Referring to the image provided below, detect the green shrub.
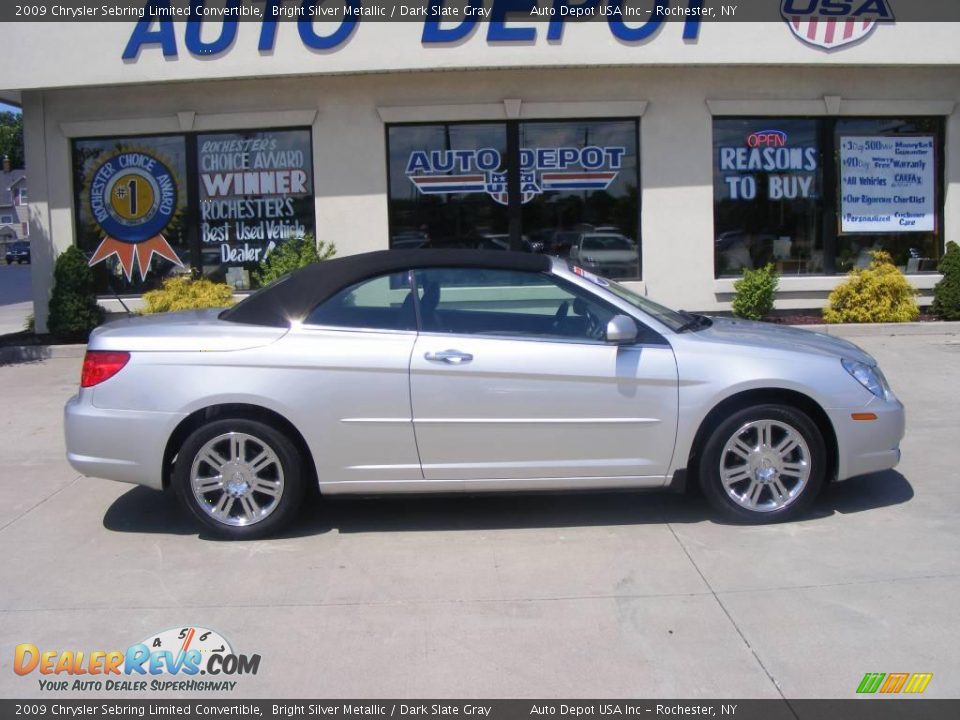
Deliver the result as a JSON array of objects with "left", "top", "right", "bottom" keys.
[
  {"left": 253, "top": 234, "right": 335, "bottom": 287},
  {"left": 824, "top": 251, "right": 919, "bottom": 324},
  {"left": 731, "top": 263, "right": 779, "bottom": 321},
  {"left": 47, "top": 246, "right": 104, "bottom": 342},
  {"left": 141, "top": 276, "right": 235, "bottom": 315},
  {"left": 932, "top": 241, "right": 960, "bottom": 320}
]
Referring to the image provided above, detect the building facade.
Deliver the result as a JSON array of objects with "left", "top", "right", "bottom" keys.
[
  {"left": 0, "top": 156, "right": 28, "bottom": 249},
  {"left": 0, "top": 13, "right": 958, "bottom": 332}
]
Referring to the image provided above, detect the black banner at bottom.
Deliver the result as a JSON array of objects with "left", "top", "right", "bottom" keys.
[{"left": 3, "top": 700, "right": 958, "bottom": 720}]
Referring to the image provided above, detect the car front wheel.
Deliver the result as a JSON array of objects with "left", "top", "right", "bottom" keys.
[
  {"left": 698, "top": 404, "right": 826, "bottom": 523},
  {"left": 173, "top": 418, "right": 305, "bottom": 539}
]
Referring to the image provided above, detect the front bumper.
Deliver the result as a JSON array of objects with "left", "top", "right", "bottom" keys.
[
  {"left": 64, "top": 393, "right": 186, "bottom": 490},
  {"left": 828, "top": 396, "right": 905, "bottom": 482}
]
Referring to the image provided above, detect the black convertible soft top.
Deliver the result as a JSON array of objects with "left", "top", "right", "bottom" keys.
[{"left": 221, "top": 249, "right": 553, "bottom": 328}]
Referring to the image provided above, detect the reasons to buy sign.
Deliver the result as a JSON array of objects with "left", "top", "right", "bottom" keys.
[{"left": 839, "top": 135, "right": 936, "bottom": 233}]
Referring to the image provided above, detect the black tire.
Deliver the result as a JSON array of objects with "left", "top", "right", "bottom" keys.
[
  {"left": 698, "top": 404, "right": 826, "bottom": 524},
  {"left": 173, "top": 418, "right": 305, "bottom": 539}
]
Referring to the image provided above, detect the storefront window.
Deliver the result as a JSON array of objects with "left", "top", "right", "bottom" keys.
[
  {"left": 198, "top": 129, "right": 315, "bottom": 290},
  {"left": 73, "top": 134, "right": 189, "bottom": 295},
  {"left": 387, "top": 123, "right": 508, "bottom": 251},
  {"left": 713, "top": 119, "right": 821, "bottom": 277},
  {"left": 520, "top": 120, "right": 640, "bottom": 279},
  {"left": 713, "top": 116, "right": 944, "bottom": 278},
  {"left": 387, "top": 119, "right": 641, "bottom": 280},
  {"left": 836, "top": 118, "right": 942, "bottom": 273},
  {"left": 72, "top": 127, "right": 315, "bottom": 296}
]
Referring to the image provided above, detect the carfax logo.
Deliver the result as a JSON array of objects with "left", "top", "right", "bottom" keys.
[
  {"left": 86, "top": 148, "right": 184, "bottom": 281},
  {"left": 13, "top": 626, "right": 260, "bottom": 692},
  {"left": 405, "top": 146, "right": 624, "bottom": 205},
  {"left": 781, "top": 0, "right": 894, "bottom": 50}
]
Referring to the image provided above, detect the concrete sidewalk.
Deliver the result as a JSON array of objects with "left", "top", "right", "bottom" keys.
[{"left": 1, "top": 333, "right": 958, "bottom": 699}]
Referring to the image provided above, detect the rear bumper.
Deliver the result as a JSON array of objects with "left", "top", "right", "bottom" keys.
[
  {"left": 64, "top": 393, "right": 186, "bottom": 490},
  {"left": 828, "top": 397, "right": 906, "bottom": 481}
]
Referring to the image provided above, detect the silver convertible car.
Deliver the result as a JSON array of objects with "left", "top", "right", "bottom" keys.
[{"left": 65, "top": 250, "right": 905, "bottom": 539}]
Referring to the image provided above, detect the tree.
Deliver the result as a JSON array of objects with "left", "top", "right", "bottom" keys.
[
  {"left": 47, "top": 246, "right": 104, "bottom": 342},
  {"left": 932, "top": 241, "right": 960, "bottom": 320},
  {"left": 0, "top": 111, "right": 24, "bottom": 169}
]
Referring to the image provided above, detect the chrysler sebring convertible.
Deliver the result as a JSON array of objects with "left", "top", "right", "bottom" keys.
[{"left": 65, "top": 250, "right": 904, "bottom": 539}]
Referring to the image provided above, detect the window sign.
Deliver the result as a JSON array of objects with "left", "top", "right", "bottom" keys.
[
  {"left": 717, "top": 128, "right": 819, "bottom": 203},
  {"left": 839, "top": 136, "right": 936, "bottom": 233},
  {"left": 73, "top": 128, "right": 315, "bottom": 295},
  {"left": 713, "top": 119, "right": 821, "bottom": 276},
  {"left": 198, "top": 129, "right": 315, "bottom": 289},
  {"left": 388, "top": 119, "right": 641, "bottom": 280},
  {"left": 73, "top": 135, "right": 189, "bottom": 294}
]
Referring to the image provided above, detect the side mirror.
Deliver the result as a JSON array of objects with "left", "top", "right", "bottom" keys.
[{"left": 606, "top": 315, "right": 639, "bottom": 344}]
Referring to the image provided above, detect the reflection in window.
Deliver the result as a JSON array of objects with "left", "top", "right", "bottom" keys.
[
  {"left": 306, "top": 272, "right": 414, "bottom": 331},
  {"left": 713, "top": 119, "right": 821, "bottom": 277},
  {"left": 388, "top": 123, "right": 508, "bottom": 251},
  {"left": 520, "top": 120, "right": 640, "bottom": 279},
  {"left": 414, "top": 268, "right": 616, "bottom": 342},
  {"left": 387, "top": 119, "right": 641, "bottom": 280},
  {"left": 713, "top": 117, "right": 944, "bottom": 277}
]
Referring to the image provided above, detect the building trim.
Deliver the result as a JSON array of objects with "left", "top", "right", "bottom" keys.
[
  {"left": 377, "top": 100, "right": 648, "bottom": 124},
  {"left": 59, "top": 109, "right": 319, "bottom": 138},
  {"left": 706, "top": 98, "right": 957, "bottom": 117}
]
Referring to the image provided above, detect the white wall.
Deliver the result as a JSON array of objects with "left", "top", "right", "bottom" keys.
[{"left": 24, "top": 64, "right": 960, "bottom": 330}]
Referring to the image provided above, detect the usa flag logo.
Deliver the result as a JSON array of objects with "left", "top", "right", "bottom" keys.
[{"left": 781, "top": 0, "right": 894, "bottom": 50}]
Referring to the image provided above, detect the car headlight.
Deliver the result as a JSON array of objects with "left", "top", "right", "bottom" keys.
[{"left": 842, "top": 358, "right": 886, "bottom": 399}]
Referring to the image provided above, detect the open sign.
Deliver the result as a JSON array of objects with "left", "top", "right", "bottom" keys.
[{"left": 747, "top": 130, "right": 788, "bottom": 148}]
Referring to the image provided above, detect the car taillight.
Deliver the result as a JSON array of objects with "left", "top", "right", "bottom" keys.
[{"left": 80, "top": 351, "right": 131, "bottom": 388}]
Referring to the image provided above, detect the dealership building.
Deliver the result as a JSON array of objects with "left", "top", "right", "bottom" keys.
[{"left": 0, "top": 9, "right": 958, "bottom": 332}]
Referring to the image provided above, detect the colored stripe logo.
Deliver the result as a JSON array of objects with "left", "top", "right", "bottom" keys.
[{"left": 857, "top": 672, "right": 933, "bottom": 694}]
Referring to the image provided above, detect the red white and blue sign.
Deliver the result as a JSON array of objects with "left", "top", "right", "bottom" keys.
[
  {"left": 406, "top": 146, "right": 623, "bottom": 206},
  {"left": 781, "top": 0, "right": 894, "bottom": 50}
]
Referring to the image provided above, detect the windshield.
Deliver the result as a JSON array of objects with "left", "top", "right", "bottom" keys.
[
  {"left": 582, "top": 235, "right": 634, "bottom": 251},
  {"left": 602, "top": 279, "right": 694, "bottom": 332}
]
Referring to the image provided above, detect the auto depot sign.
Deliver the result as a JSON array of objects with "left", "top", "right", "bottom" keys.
[{"left": 120, "top": 0, "right": 896, "bottom": 59}]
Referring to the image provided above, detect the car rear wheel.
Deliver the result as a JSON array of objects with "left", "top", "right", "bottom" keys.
[
  {"left": 698, "top": 404, "right": 826, "bottom": 523},
  {"left": 173, "top": 418, "right": 305, "bottom": 539}
]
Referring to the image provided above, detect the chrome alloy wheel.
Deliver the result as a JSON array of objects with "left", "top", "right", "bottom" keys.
[
  {"left": 718, "top": 419, "right": 811, "bottom": 513},
  {"left": 190, "top": 432, "right": 285, "bottom": 527}
]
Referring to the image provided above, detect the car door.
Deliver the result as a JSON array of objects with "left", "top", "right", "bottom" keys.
[
  {"left": 409, "top": 267, "right": 679, "bottom": 484},
  {"left": 277, "top": 270, "right": 422, "bottom": 487}
]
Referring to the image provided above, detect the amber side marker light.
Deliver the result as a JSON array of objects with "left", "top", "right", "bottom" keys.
[
  {"left": 851, "top": 413, "right": 878, "bottom": 422},
  {"left": 80, "top": 351, "right": 131, "bottom": 388}
]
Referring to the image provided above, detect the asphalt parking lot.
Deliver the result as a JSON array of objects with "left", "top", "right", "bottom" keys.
[{"left": 1, "top": 329, "right": 959, "bottom": 700}]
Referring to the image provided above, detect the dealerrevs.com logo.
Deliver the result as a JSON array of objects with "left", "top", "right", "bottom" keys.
[{"left": 14, "top": 626, "right": 260, "bottom": 693}]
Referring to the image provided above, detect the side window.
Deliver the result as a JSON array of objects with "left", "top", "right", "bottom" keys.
[
  {"left": 305, "top": 272, "right": 416, "bottom": 331},
  {"left": 414, "top": 268, "right": 620, "bottom": 342}
]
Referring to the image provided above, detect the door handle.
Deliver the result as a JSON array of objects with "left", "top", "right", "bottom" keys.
[{"left": 424, "top": 349, "right": 473, "bottom": 364}]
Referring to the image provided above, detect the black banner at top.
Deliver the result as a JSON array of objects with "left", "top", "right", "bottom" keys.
[{"left": 4, "top": 0, "right": 960, "bottom": 23}]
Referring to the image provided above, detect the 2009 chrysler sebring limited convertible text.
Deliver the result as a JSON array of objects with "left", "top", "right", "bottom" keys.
[{"left": 65, "top": 250, "right": 905, "bottom": 539}]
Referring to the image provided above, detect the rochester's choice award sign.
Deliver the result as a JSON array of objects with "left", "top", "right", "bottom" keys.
[{"left": 840, "top": 136, "right": 936, "bottom": 233}]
